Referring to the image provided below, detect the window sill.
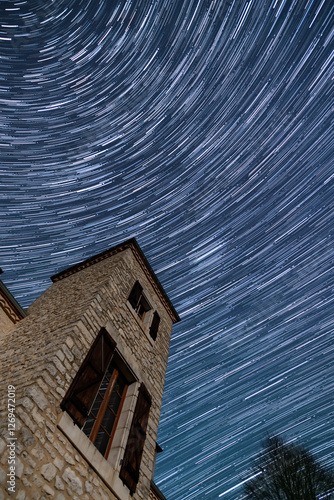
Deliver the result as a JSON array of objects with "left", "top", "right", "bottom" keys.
[{"left": 58, "top": 411, "right": 132, "bottom": 500}]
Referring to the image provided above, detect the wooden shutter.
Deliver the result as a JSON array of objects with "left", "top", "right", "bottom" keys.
[
  {"left": 119, "top": 384, "right": 152, "bottom": 494},
  {"left": 128, "top": 281, "right": 143, "bottom": 309},
  {"left": 149, "top": 312, "right": 160, "bottom": 340},
  {"left": 61, "top": 329, "right": 116, "bottom": 427}
]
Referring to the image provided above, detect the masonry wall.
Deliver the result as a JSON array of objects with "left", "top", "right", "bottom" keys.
[{"left": 0, "top": 248, "right": 173, "bottom": 500}]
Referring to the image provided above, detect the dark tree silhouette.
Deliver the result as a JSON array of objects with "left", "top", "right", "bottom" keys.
[{"left": 244, "top": 436, "right": 334, "bottom": 500}]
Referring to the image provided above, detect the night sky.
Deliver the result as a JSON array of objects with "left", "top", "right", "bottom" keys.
[{"left": 1, "top": 0, "right": 333, "bottom": 498}]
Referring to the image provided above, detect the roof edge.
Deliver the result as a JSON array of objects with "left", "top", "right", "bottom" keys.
[
  {"left": 51, "top": 238, "right": 180, "bottom": 323},
  {"left": 0, "top": 279, "right": 26, "bottom": 321},
  {"left": 150, "top": 481, "right": 168, "bottom": 500}
]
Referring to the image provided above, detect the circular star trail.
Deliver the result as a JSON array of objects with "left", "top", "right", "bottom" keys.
[{"left": 1, "top": 1, "right": 333, "bottom": 498}]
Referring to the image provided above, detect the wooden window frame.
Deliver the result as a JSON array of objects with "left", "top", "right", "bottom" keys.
[
  {"left": 83, "top": 364, "right": 128, "bottom": 459},
  {"left": 128, "top": 281, "right": 152, "bottom": 321},
  {"left": 119, "top": 383, "right": 152, "bottom": 494},
  {"left": 149, "top": 311, "right": 160, "bottom": 341},
  {"left": 61, "top": 329, "right": 135, "bottom": 459},
  {"left": 128, "top": 281, "right": 160, "bottom": 340},
  {"left": 61, "top": 328, "right": 116, "bottom": 428}
]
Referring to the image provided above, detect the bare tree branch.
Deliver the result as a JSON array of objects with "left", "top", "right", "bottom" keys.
[{"left": 244, "top": 436, "right": 334, "bottom": 500}]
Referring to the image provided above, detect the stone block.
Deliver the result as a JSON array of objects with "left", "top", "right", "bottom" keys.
[
  {"left": 52, "top": 356, "right": 66, "bottom": 375},
  {"left": 62, "top": 467, "right": 83, "bottom": 495},
  {"left": 42, "top": 484, "right": 55, "bottom": 496},
  {"left": 85, "top": 480, "right": 93, "bottom": 494},
  {"left": 64, "top": 338, "right": 74, "bottom": 352},
  {"left": 24, "top": 466, "right": 34, "bottom": 477},
  {"left": 72, "top": 346, "right": 82, "bottom": 360},
  {"left": 53, "top": 441, "right": 65, "bottom": 456},
  {"left": 55, "top": 475, "right": 65, "bottom": 490},
  {"left": 46, "top": 408, "right": 57, "bottom": 424},
  {"left": 46, "top": 364, "right": 57, "bottom": 376},
  {"left": 20, "top": 427, "right": 36, "bottom": 447},
  {"left": 53, "top": 456, "right": 64, "bottom": 470},
  {"left": 31, "top": 444, "right": 45, "bottom": 461},
  {"left": 41, "top": 463, "right": 57, "bottom": 482},
  {"left": 45, "top": 442, "right": 56, "bottom": 459},
  {"left": 25, "top": 386, "right": 48, "bottom": 411},
  {"left": 21, "top": 397, "right": 34, "bottom": 411},
  {"left": 55, "top": 350, "right": 65, "bottom": 362},
  {"left": 16, "top": 408, "right": 37, "bottom": 433},
  {"left": 45, "top": 429, "right": 54, "bottom": 443},
  {"left": 64, "top": 452, "right": 76, "bottom": 465},
  {"left": 15, "top": 457, "right": 24, "bottom": 478},
  {"left": 35, "top": 429, "right": 46, "bottom": 443}
]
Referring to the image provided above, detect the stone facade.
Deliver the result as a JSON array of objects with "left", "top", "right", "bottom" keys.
[{"left": 0, "top": 240, "right": 178, "bottom": 500}]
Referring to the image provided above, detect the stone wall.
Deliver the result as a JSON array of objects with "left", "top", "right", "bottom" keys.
[{"left": 0, "top": 247, "right": 174, "bottom": 499}]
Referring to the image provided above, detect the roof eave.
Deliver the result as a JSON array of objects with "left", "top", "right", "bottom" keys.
[{"left": 51, "top": 238, "right": 180, "bottom": 324}]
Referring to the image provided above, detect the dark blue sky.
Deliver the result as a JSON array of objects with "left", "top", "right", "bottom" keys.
[{"left": 1, "top": 1, "right": 333, "bottom": 498}]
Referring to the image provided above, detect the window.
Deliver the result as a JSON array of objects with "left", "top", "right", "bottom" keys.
[
  {"left": 149, "top": 311, "right": 160, "bottom": 341},
  {"left": 128, "top": 281, "right": 160, "bottom": 340},
  {"left": 119, "top": 383, "right": 151, "bottom": 494},
  {"left": 128, "top": 281, "right": 151, "bottom": 320},
  {"left": 61, "top": 329, "right": 131, "bottom": 459},
  {"left": 82, "top": 362, "right": 127, "bottom": 457}
]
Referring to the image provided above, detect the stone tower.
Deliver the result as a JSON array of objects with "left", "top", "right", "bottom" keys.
[{"left": 0, "top": 239, "right": 179, "bottom": 500}]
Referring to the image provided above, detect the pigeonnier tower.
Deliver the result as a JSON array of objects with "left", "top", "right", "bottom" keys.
[{"left": 0, "top": 239, "right": 179, "bottom": 500}]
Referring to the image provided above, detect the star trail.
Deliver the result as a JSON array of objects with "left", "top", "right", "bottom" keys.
[{"left": 1, "top": 0, "right": 333, "bottom": 498}]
